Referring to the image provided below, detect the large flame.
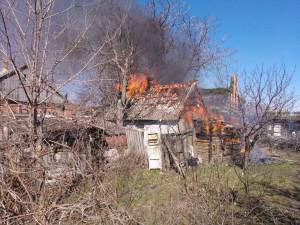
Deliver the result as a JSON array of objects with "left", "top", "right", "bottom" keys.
[
  {"left": 115, "top": 73, "right": 195, "bottom": 98},
  {"left": 183, "top": 105, "right": 208, "bottom": 129},
  {"left": 126, "top": 74, "right": 148, "bottom": 97},
  {"left": 182, "top": 94, "right": 225, "bottom": 135},
  {"left": 115, "top": 73, "right": 149, "bottom": 97},
  {"left": 115, "top": 73, "right": 227, "bottom": 135}
]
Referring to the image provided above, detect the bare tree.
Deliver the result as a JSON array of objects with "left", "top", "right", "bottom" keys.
[
  {"left": 0, "top": 1, "right": 133, "bottom": 224},
  {"left": 236, "top": 66, "right": 294, "bottom": 192},
  {"left": 0, "top": 0, "right": 129, "bottom": 144},
  {"left": 74, "top": 0, "right": 225, "bottom": 125}
]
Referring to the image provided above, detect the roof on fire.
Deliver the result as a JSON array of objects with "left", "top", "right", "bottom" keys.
[
  {"left": 124, "top": 82, "right": 197, "bottom": 121},
  {"left": 105, "top": 80, "right": 240, "bottom": 126}
]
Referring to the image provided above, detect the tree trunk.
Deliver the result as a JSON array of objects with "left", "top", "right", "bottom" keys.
[
  {"left": 29, "top": 104, "right": 38, "bottom": 148},
  {"left": 116, "top": 99, "right": 124, "bottom": 127}
]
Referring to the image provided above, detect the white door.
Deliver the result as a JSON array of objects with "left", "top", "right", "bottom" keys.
[
  {"left": 147, "top": 133, "right": 162, "bottom": 169},
  {"left": 148, "top": 146, "right": 162, "bottom": 169}
]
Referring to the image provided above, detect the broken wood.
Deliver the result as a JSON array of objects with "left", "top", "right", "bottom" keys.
[{"left": 162, "top": 135, "right": 186, "bottom": 178}]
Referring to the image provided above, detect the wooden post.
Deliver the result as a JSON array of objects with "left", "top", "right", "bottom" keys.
[{"left": 208, "top": 121, "right": 213, "bottom": 163}]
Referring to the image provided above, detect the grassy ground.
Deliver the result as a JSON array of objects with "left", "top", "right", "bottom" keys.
[
  {"left": 113, "top": 159, "right": 300, "bottom": 224},
  {"left": 63, "top": 149, "right": 299, "bottom": 224},
  {"left": 247, "top": 162, "right": 300, "bottom": 224}
]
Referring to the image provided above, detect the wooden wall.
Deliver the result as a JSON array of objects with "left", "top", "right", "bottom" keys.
[
  {"left": 0, "top": 71, "right": 64, "bottom": 104},
  {"left": 125, "top": 128, "right": 145, "bottom": 155}
]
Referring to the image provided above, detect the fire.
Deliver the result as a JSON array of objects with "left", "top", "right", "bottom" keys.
[
  {"left": 126, "top": 74, "right": 148, "bottom": 97},
  {"left": 114, "top": 82, "right": 121, "bottom": 93},
  {"left": 115, "top": 73, "right": 227, "bottom": 135},
  {"left": 183, "top": 93, "right": 225, "bottom": 135},
  {"left": 183, "top": 105, "right": 225, "bottom": 135},
  {"left": 240, "top": 147, "right": 245, "bottom": 154},
  {"left": 116, "top": 73, "right": 194, "bottom": 98},
  {"left": 115, "top": 73, "right": 149, "bottom": 97},
  {"left": 210, "top": 119, "right": 225, "bottom": 134},
  {"left": 183, "top": 105, "right": 207, "bottom": 126}
]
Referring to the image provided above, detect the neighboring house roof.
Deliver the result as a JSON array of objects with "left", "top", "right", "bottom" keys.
[{"left": 0, "top": 65, "right": 65, "bottom": 104}]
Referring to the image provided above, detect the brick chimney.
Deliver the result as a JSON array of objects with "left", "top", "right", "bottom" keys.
[{"left": 230, "top": 75, "right": 238, "bottom": 108}]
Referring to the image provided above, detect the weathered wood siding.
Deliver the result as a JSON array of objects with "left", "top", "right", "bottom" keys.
[
  {"left": 0, "top": 71, "right": 64, "bottom": 104},
  {"left": 194, "top": 136, "right": 242, "bottom": 164},
  {"left": 125, "top": 128, "right": 145, "bottom": 155},
  {"left": 161, "top": 133, "right": 192, "bottom": 170},
  {"left": 194, "top": 137, "right": 223, "bottom": 163}
]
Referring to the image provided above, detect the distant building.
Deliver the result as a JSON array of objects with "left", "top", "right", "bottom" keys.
[{"left": 268, "top": 112, "right": 300, "bottom": 139}]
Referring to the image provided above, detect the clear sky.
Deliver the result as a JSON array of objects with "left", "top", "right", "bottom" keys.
[{"left": 187, "top": 0, "right": 300, "bottom": 99}]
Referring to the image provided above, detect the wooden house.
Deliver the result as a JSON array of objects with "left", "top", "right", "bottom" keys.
[{"left": 108, "top": 75, "right": 243, "bottom": 171}]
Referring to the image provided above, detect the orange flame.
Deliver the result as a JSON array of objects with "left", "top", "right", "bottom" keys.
[
  {"left": 183, "top": 105, "right": 207, "bottom": 127},
  {"left": 126, "top": 74, "right": 148, "bottom": 97},
  {"left": 183, "top": 94, "right": 225, "bottom": 135},
  {"left": 210, "top": 119, "right": 225, "bottom": 134},
  {"left": 115, "top": 74, "right": 227, "bottom": 135},
  {"left": 116, "top": 73, "right": 194, "bottom": 98},
  {"left": 115, "top": 73, "right": 149, "bottom": 97}
]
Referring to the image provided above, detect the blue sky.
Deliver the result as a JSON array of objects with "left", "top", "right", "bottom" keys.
[{"left": 187, "top": 0, "right": 300, "bottom": 99}]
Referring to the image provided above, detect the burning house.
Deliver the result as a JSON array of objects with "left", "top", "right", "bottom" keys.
[
  {"left": 111, "top": 74, "right": 243, "bottom": 170},
  {"left": 0, "top": 62, "right": 243, "bottom": 175}
]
